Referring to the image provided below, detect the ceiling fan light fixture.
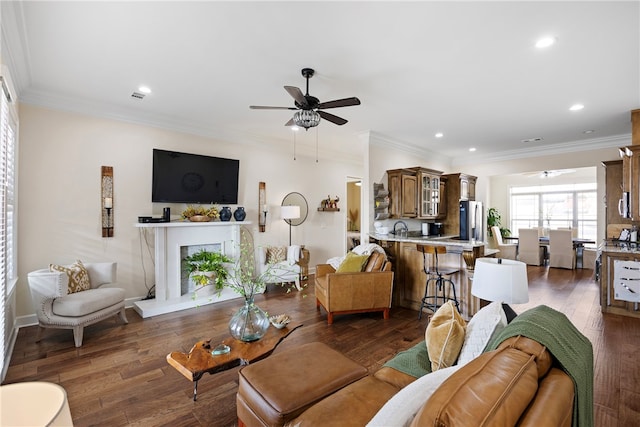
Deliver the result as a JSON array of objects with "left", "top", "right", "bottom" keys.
[{"left": 293, "top": 110, "right": 321, "bottom": 129}]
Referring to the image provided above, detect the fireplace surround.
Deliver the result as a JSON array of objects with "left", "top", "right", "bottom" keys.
[{"left": 134, "top": 221, "right": 249, "bottom": 318}]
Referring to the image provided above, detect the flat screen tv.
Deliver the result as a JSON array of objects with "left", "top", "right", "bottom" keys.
[{"left": 152, "top": 149, "right": 239, "bottom": 204}]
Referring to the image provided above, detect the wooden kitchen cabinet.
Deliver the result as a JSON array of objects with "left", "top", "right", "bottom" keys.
[
  {"left": 600, "top": 250, "right": 640, "bottom": 318},
  {"left": 388, "top": 168, "right": 418, "bottom": 218},
  {"left": 617, "top": 110, "right": 640, "bottom": 220},
  {"left": 603, "top": 160, "right": 631, "bottom": 237},
  {"left": 388, "top": 167, "right": 444, "bottom": 219},
  {"left": 437, "top": 177, "right": 447, "bottom": 219},
  {"left": 442, "top": 173, "right": 477, "bottom": 236},
  {"left": 417, "top": 168, "right": 444, "bottom": 219}
]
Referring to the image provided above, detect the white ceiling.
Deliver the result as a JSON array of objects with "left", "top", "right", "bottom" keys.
[{"left": 2, "top": 1, "right": 639, "bottom": 165}]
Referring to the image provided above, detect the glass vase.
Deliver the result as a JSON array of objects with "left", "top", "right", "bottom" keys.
[{"left": 228, "top": 296, "right": 270, "bottom": 342}]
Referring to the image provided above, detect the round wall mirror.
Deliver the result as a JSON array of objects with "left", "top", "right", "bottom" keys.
[{"left": 281, "top": 192, "right": 308, "bottom": 226}]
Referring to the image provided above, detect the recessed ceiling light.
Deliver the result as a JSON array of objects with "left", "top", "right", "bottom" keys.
[
  {"left": 138, "top": 86, "right": 152, "bottom": 94},
  {"left": 535, "top": 37, "right": 556, "bottom": 48},
  {"left": 569, "top": 104, "right": 584, "bottom": 111},
  {"left": 435, "top": 132, "right": 444, "bottom": 138},
  {"left": 583, "top": 129, "right": 595, "bottom": 134},
  {"left": 469, "top": 147, "right": 476, "bottom": 152}
]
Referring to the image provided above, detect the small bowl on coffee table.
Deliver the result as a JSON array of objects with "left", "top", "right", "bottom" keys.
[{"left": 270, "top": 314, "right": 291, "bottom": 329}]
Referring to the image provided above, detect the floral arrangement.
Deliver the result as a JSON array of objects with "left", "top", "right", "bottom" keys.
[{"left": 181, "top": 205, "right": 220, "bottom": 220}]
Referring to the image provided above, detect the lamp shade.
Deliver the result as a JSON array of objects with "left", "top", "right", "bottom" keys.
[
  {"left": 472, "top": 258, "right": 529, "bottom": 304},
  {"left": 0, "top": 382, "right": 74, "bottom": 426},
  {"left": 281, "top": 205, "right": 300, "bottom": 220}
]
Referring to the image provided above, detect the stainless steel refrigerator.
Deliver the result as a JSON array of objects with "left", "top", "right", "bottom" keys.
[{"left": 459, "top": 200, "right": 484, "bottom": 241}]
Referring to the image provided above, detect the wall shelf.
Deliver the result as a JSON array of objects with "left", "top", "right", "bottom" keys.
[{"left": 318, "top": 208, "right": 340, "bottom": 212}]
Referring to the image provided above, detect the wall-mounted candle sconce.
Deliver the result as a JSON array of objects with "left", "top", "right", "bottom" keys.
[
  {"left": 101, "top": 166, "right": 114, "bottom": 237},
  {"left": 259, "top": 181, "right": 266, "bottom": 232}
]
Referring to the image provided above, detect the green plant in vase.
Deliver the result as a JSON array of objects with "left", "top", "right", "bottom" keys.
[
  {"left": 487, "top": 207, "right": 511, "bottom": 238},
  {"left": 183, "top": 249, "right": 232, "bottom": 291},
  {"left": 226, "top": 228, "right": 304, "bottom": 342}
]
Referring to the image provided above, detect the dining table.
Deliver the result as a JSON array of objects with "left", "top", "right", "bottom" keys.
[{"left": 503, "top": 235, "right": 596, "bottom": 268}]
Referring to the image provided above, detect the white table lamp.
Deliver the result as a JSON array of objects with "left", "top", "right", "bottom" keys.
[
  {"left": 281, "top": 205, "right": 300, "bottom": 246},
  {"left": 472, "top": 257, "right": 529, "bottom": 321},
  {"left": 1, "top": 382, "right": 74, "bottom": 426}
]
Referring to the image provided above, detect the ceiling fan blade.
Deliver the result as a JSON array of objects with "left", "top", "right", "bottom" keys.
[
  {"left": 284, "top": 118, "right": 294, "bottom": 126},
  {"left": 317, "top": 97, "right": 361, "bottom": 110},
  {"left": 318, "top": 110, "right": 348, "bottom": 126},
  {"left": 250, "top": 105, "right": 297, "bottom": 110},
  {"left": 284, "top": 86, "right": 308, "bottom": 107}
]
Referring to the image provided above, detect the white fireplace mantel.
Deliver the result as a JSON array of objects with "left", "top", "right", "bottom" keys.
[{"left": 133, "top": 221, "right": 250, "bottom": 318}]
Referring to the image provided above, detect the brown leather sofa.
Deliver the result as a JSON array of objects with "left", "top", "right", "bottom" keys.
[
  {"left": 237, "top": 336, "right": 575, "bottom": 427},
  {"left": 314, "top": 252, "right": 393, "bottom": 325}
]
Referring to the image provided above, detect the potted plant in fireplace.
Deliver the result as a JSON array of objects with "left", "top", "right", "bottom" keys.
[{"left": 183, "top": 249, "right": 232, "bottom": 292}]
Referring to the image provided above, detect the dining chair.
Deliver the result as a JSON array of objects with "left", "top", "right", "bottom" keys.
[
  {"left": 517, "top": 228, "right": 545, "bottom": 266},
  {"left": 491, "top": 226, "right": 517, "bottom": 260},
  {"left": 558, "top": 227, "right": 578, "bottom": 238},
  {"left": 548, "top": 229, "right": 576, "bottom": 269}
]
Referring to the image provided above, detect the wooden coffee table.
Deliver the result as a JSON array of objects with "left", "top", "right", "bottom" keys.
[{"left": 167, "top": 322, "right": 302, "bottom": 401}]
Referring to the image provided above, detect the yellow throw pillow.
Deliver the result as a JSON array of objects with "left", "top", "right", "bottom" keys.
[
  {"left": 336, "top": 252, "right": 370, "bottom": 273},
  {"left": 426, "top": 301, "right": 466, "bottom": 371},
  {"left": 50, "top": 260, "right": 91, "bottom": 294},
  {"left": 266, "top": 246, "right": 287, "bottom": 264}
]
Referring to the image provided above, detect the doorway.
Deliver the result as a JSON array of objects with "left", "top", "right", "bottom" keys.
[{"left": 346, "top": 177, "right": 362, "bottom": 251}]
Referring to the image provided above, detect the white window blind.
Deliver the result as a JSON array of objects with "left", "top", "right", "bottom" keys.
[{"left": 0, "top": 75, "right": 17, "bottom": 380}]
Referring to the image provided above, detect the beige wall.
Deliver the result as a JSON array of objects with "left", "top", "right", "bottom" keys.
[{"left": 16, "top": 104, "right": 363, "bottom": 317}]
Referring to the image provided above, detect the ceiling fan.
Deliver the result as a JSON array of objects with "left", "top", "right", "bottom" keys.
[
  {"left": 523, "top": 169, "right": 576, "bottom": 179},
  {"left": 249, "top": 68, "right": 361, "bottom": 130}
]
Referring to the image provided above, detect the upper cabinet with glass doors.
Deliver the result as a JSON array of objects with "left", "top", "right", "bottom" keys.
[{"left": 417, "top": 168, "right": 444, "bottom": 219}]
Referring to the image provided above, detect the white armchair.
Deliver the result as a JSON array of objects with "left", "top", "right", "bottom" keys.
[
  {"left": 257, "top": 245, "right": 308, "bottom": 291},
  {"left": 27, "top": 262, "right": 128, "bottom": 347}
]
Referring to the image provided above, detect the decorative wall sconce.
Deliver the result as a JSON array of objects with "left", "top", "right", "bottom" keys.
[
  {"left": 259, "top": 181, "right": 266, "bottom": 232},
  {"left": 101, "top": 166, "right": 114, "bottom": 237}
]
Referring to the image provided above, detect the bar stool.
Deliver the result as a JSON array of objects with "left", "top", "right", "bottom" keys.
[{"left": 417, "top": 244, "right": 460, "bottom": 320}]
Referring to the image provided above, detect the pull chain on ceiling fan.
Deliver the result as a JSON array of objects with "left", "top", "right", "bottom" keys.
[{"left": 250, "top": 68, "right": 361, "bottom": 130}]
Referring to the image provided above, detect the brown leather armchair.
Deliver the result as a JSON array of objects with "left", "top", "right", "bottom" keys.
[{"left": 315, "top": 252, "right": 394, "bottom": 325}]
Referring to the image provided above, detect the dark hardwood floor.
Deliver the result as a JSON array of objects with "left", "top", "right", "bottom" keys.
[{"left": 5, "top": 267, "right": 640, "bottom": 426}]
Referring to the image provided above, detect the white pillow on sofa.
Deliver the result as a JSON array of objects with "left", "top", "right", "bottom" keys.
[
  {"left": 456, "top": 301, "right": 507, "bottom": 365},
  {"left": 367, "top": 365, "right": 461, "bottom": 427}
]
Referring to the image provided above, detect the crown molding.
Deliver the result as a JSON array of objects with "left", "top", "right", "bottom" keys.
[
  {"left": 18, "top": 89, "right": 629, "bottom": 169},
  {"left": 1, "top": 1, "right": 31, "bottom": 95},
  {"left": 19, "top": 88, "right": 364, "bottom": 166},
  {"left": 367, "top": 131, "right": 453, "bottom": 166},
  {"left": 451, "top": 133, "right": 631, "bottom": 167}
]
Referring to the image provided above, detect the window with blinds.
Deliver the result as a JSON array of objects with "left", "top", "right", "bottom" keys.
[
  {"left": 509, "top": 183, "right": 597, "bottom": 240},
  {"left": 0, "top": 75, "right": 17, "bottom": 379}
]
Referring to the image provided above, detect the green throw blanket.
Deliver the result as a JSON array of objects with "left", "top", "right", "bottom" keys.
[
  {"left": 383, "top": 340, "right": 432, "bottom": 378},
  {"left": 485, "top": 305, "right": 594, "bottom": 427}
]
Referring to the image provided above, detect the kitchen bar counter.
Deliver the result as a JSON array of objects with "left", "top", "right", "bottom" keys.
[
  {"left": 369, "top": 233, "right": 489, "bottom": 251},
  {"left": 369, "top": 233, "right": 496, "bottom": 319}
]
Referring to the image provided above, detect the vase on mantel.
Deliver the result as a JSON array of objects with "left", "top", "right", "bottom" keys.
[
  {"left": 228, "top": 296, "right": 270, "bottom": 342},
  {"left": 233, "top": 206, "right": 246, "bottom": 221},
  {"left": 220, "top": 206, "right": 232, "bottom": 222}
]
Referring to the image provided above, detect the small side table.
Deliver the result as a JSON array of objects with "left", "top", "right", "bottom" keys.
[
  {"left": 298, "top": 248, "right": 310, "bottom": 287},
  {"left": 167, "top": 322, "right": 302, "bottom": 401}
]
